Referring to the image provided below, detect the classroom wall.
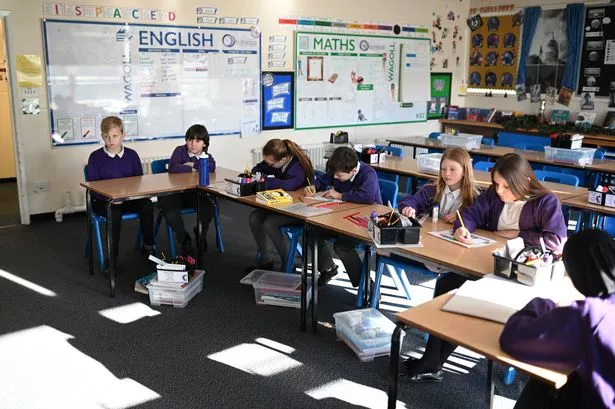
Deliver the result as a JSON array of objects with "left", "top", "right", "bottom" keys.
[
  {"left": 0, "top": 0, "right": 471, "bottom": 217},
  {"left": 465, "top": 0, "right": 609, "bottom": 121},
  {"left": 0, "top": 18, "right": 16, "bottom": 179}
]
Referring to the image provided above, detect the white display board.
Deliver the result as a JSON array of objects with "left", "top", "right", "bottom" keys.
[
  {"left": 43, "top": 20, "right": 261, "bottom": 146},
  {"left": 294, "top": 32, "right": 430, "bottom": 130}
]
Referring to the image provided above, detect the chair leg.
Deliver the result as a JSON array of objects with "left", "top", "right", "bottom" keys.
[
  {"left": 93, "top": 220, "right": 105, "bottom": 272},
  {"left": 167, "top": 222, "right": 177, "bottom": 258},
  {"left": 355, "top": 258, "right": 369, "bottom": 308},
  {"left": 370, "top": 261, "right": 385, "bottom": 308},
  {"left": 284, "top": 232, "right": 301, "bottom": 273},
  {"left": 214, "top": 199, "right": 224, "bottom": 253},
  {"left": 503, "top": 367, "right": 517, "bottom": 385}
]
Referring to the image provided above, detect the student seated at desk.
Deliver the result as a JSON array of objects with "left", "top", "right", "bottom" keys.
[
  {"left": 501, "top": 229, "right": 615, "bottom": 409},
  {"left": 87, "top": 116, "right": 155, "bottom": 271},
  {"left": 305, "top": 146, "right": 382, "bottom": 287},
  {"left": 402, "top": 153, "right": 567, "bottom": 382},
  {"left": 398, "top": 147, "right": 479, "bottom": 223},
  {"left": 158, "top": 124, "right": 216, "bottom": 256},
  {"left": 246, "top": 139, "right": 314, "bottom": 272}
]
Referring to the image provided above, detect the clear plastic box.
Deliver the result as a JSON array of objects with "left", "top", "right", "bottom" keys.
[
  {"left": 147, "top": 270, "right": 204, "bottom": 308},
  {"left": 333, "top": 308, "right": 404, "bottom": 361},
  {"left": 417, "top": 153, "right": 443, "bottom": 175},
  {"left": 253, "top": 271, "right": 311, "bottom": 309},
  {"left": 440, "top": 133, "right": 483, "bottom": 150},
  {"left": 544, "top": 146, "right": 596, "bottom": 167}
]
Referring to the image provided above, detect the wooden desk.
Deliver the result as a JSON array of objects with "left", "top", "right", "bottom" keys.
[
  {"left": 371, "top": 157, "right": 588, "bottom": 200},
  {"left": 561, "top": 193, "right": 615, "bottom": 216},
  {"left": 387, "top": 293, "right": 570, "bottom": 409},
  {"left": 80, "top": 167, "right": 238, "bottom": 297}
]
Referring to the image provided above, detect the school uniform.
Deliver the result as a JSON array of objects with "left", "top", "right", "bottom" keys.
[
  {"left": 500, "top": 295, "right": 615, "bottom": 409},
  {"left": 405, "top": 187, "right": 567, "bottom": 379},
  {"left": 87, "top": 146, "right": 154, "bottom": 258},
  {"left": 398, "top": 184, "right": 463, "bottom": 217},
  {"left": 314, "top": 162, "right": 382, "bottom": 287},
  {"left": 158, "top": 145, "right": 216, "bottom": 253},
  {"left": 248, "top": 157, "right": 308, "bottom": 269}
]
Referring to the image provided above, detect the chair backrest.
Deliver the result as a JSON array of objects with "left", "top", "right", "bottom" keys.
[
  {"left": 151, "top": 159, "right": 170, "bottom": 174},
  {"left": 511, "top": 142, "right": 544, "bottom": 152},
  {"left": 378, "top": 178, "right": 399, "bottom": 208},
  {"left": 428, "top": 132, "right": 441, "bottom": 140},
  {"left": 375, "top": 145, "right": 402, "bottom": 157},
  {"left": 314, "top": 169, "right": 325, "bottom": 178},
  {"left": 83, "top": 165, "right": 89, "bottom": 182},
  {"left": 534, "top": 170, "right": 579, "bottom": 187},
  {"left": 473, "top": 161, "right": 495, "bottom": 172},
  {"left": 481, "top": 137, "right": 495, "bottom": 147},
  {"left": 595, "top": 149, "right": 606, "bottom": 160}
]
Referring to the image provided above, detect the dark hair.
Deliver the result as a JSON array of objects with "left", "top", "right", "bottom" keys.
[
  {"left": 328, "top": 146, "right": 358, "bottom": 173},
  {"left": 262, "top": 139, "right": 314, "bottom": 181},
  {"left": 563, "top": 229, "right": 615, "bottom": 297},
  {"left": 101, "top": 116, "right": 123, "bottom": 135},
  {"left": 491, "top": 153, "right": 549, "bottom": 200},
  {"left": 185, "top": 124, "right": 210, "bottom": 147}
]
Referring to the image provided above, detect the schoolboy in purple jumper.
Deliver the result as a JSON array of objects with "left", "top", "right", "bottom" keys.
[
  {"left": 158, "top": 124, "right": 216, "bottom": 256},
  {"left": 402, "top": 153, "right": 567, "bottom": 382},
  {"left": 305, "top": 146, "right": 382, "bottom": 286},
  {"left": 501, "top": 229, "right": 615, "bottom": 409},
  {"left": 87, "top": 116, "right": 155, "bottom": 269}
]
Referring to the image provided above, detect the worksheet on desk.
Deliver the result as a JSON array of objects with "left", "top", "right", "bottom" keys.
[
  {"left": 280, "top": 203, "right": 333, "bottom": 216},
  {"left": 429, "top": 230, "right": 497, "bottom": 248}
]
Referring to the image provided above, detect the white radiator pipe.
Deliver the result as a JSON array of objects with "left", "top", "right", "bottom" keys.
[{"left": 55, "top": 191, "right": 86, "bottom": 222}]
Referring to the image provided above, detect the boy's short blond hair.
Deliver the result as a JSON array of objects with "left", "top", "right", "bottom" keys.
[{"left": 100, "top": 116, "right": 123, "bottom": 135}]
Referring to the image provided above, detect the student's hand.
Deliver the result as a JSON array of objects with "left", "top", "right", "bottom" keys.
[
  {"left": 441, "top": 213, "right": 457, "bottom": 224},
  {"left": 323, "top": 189, "right": 342, "bottom": 200},
  {"left": 401, "top": 206, "right": 416, "bottom": 218},
  {"left": 495, "top": 230, "right": 520, "bottom": 239},
  {"left": 304, "top": 185, "right": 316, "bottom": 196},
  {"left": 454, "top": 227, "right": 472, "bottom": 243}
]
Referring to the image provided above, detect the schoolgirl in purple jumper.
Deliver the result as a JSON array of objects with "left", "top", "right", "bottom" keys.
[
  {"left": 501, "top": 229, "right": 615, "bottom": 409},
  {"left": 403, "top": 153, "right": 567, "bottom": 382}
]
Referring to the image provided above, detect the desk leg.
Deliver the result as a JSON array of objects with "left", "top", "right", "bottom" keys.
[
  {"left": 387, "top": 323, "right": 405, "bottom": 409},
  {"left": 486, "top": 359, "right": 494, "bottom": 409},
  {"left": 364, "top": 246, "right": 375, "bottom": 307},
  {"left": 106, "top": 201, "right": 116, "bottom": 298},
  {"left": 300, "top": 224, "right": 308, "bottom": 332},
  {"left": 311, "top": 226, "right": 319, "bottom": 332},
  {"left": 86, "top": 189, "right": 94, "bottom": 275},
  {"left": 195, "top": 190, "right": 202, "bottom": 269}
]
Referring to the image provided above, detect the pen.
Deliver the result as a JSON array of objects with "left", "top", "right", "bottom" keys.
[
  {"left": 61, "top": 131, "right": 67, "bottom": 138},
  {"left": 456, "top": 210, "right": 466, "bottom": 230},
  {"left": 82, "top": 130, "right": 90, "bottom": 138}
]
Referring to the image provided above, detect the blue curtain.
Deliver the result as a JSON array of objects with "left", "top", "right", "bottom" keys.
[
  {"left": 560, "top": 4, "right": 585, "bottom": 90},
  {"left": 516, "top": 7, "right": 542, "bottom": 86}
]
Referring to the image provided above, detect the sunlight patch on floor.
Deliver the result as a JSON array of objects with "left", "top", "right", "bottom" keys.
[
  {"left": 0, "top": 269, "right": 57, "bottom": 297},
  {"left": 208, "top": 343, "right": 302, "bottom": 376},
  {"left": 98, "top": 302, "right": 161, "bottom": 324},
  {"left": 306, "top": 378, "right": 407, "bottom": 409}
]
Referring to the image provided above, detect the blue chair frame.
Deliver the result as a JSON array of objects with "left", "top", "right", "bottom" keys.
[{"left": 473, "top": 161, "right": 495, "bottom": 172}]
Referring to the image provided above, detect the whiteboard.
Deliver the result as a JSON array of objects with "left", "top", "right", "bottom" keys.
[
  {"left": 294, "top": 32, "right": 430, "bottom": 130},
  {"left": 43, "top": 20, "right": 261, "bottom": 146}
]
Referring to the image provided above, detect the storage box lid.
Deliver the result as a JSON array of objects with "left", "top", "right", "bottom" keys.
[
  {"left": 253, "top": 272, "right": 303, "bottom": 291},
  {"left": 333, "top": 308, "right": 396, "bottom": 342}
]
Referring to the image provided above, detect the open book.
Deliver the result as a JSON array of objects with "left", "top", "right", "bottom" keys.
[{"left": 441, "top": 274, "right": 547, "bottom": 324}]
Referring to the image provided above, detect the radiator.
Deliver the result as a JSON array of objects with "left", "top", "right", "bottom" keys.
[{"left": 251, "top": 143, "right": 327, "bottom": 171}]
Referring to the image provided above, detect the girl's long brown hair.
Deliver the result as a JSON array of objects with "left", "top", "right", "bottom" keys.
[
  {"left": 262, "top": 139, "right": 314, "bottom": 182},
  {"left": 491, "top": 153, "right": 550, "bottom": 200},
  {"left": 429, "top": 147, "right": 479, "bottom": 209}
]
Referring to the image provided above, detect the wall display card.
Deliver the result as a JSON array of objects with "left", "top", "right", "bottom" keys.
[
  {"left": 261, "top": 72, "right": 294, "bottom": 130},
  {"left": 578, "top": 5, "right": 615, "bottom": 96},
  {"left": 44, "top": 20, "right": 261, "bottom": 146},
  {"left": 467, "top": 14, "right": 521, "bottom": 90},
  {"left": 428, "top": 73, "right": 452, "bottom": 119},
  {"left": 295, "top": 32, "right": 429, "bottom": 129}
]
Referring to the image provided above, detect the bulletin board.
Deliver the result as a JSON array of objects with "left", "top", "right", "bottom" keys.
[
  {"left": 428, "top": 73, "right": 452, "bottom": 119},
  {"left": 294, "top": 32, "right": 430, "bottom": 130},
  {"left": 261, "top": 71, "right": 294, "bottom": 130},
  {"left": 578, "top": 5, "right": 615, "bottom": 97},
  {"left": 467, "top": 14, "right": 521, "bottom": 90},
  {"left": 43, "top": 19, "right": 261, "bottom": 146}
]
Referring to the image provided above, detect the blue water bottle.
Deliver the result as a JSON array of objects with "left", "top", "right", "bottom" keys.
[{"left": 199, "top": 156, "right": 210, "bottom": 186}]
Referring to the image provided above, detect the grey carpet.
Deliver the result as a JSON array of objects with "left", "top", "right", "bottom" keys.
[
  {"left": 0, "top": 199, "right": 526, "bottom": 409},
  {"left": 0, "top": 181, "right": 20, "bottom": 227}
]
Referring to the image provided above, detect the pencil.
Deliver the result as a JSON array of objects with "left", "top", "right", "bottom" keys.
[
  {"left": 456, "top": 210, "right": 466, "bottom": 229},
  {"left": 344, "top": 211, "right": 361, "bottom": 219}
]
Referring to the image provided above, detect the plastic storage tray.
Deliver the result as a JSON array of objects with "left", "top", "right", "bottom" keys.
[
  {"left": 544, "top": 146, "right": 596, "bottom": 166},
  {"left": 333, "top": 308, "right": 403, "bottom": 361},
  {"left": 147, "top": 270, "right": 204, "bottom": 308},
  {"left": 440, "top": 133, "right": 483, "bottom": 150},
  {"left": 417, "top": 153, "right": 442, "bottom": 175},
  {"left": 253, "top": 272, "right": 311, "bottom": 309}
]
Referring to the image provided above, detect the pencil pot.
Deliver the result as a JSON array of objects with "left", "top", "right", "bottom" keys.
[
  {"left": 198, "top": 158, "right": 209, "bottom": 186},
  {"left": 370, "top": 218, "right": 421, "bottom": 245},
  {"left": 493, "top": 246, "right": 563, "bottom": 286},
  {"left": 224, "top": 179, "right": 267, "bottom": 197}
]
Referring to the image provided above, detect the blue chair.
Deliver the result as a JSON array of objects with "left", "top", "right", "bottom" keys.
[
  {"left": 481, "top": 137, "right": 495, "bottom": 147},
  {"left": 374, "top": 145, "right": 410, "bottom": 195},
  {"left": 473, "top": 161, "right": 495, "bottom": 172},
  {"left": 428, "top": 132, "right": 441, "bottom": 139},
  {"left": 151, "top": 159, "right": 224, "bottom": 258},
  {"left": 534, "top": 170, "right": 580, "bottom": 187},
  {"left": 511, "top": 142, "right": 544, "bottom": 152},
  {"left": 83, "top": 165, "right": 142, "bottom": 272}
]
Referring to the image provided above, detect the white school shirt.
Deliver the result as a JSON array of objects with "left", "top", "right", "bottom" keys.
[
  {"left": 497, "top": 200, "right": 527, "bottom": 231},
  {"left": 187, "top": 151, "right": 209, "bottom": 159},
  {"left": 103, "top": 146, "right": 124, "bottom": 158},
  {"left": 439, "top": 185, "right": 462, "bottom": 216}
]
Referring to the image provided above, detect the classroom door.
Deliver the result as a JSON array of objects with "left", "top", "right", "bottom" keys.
[{"left": 0, "top": 17, "right": 20, "bottom": 226}]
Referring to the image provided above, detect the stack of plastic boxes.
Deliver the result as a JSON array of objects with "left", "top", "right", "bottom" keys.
[
  {"left": 333, "top": 308, "right": 404, "bottom": 361},
  {"left": 544, "top": 147, "right": 596, "bottom": 166},
  {"left": 417, "top": 153, "right": 442, "bottom": 175},
  {"left": 440, "top": 133, "right": 483, "bottom": 150},
  {"left": 252, "top": 271, "right": 311, "bottom": 308},
  {"left": 147, "top": 270, "right": 204, "bottom": 308}
]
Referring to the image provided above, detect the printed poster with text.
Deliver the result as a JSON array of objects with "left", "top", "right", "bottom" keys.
[{"left": 295, "top": 32, "right": 429, "bottom": 130}]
